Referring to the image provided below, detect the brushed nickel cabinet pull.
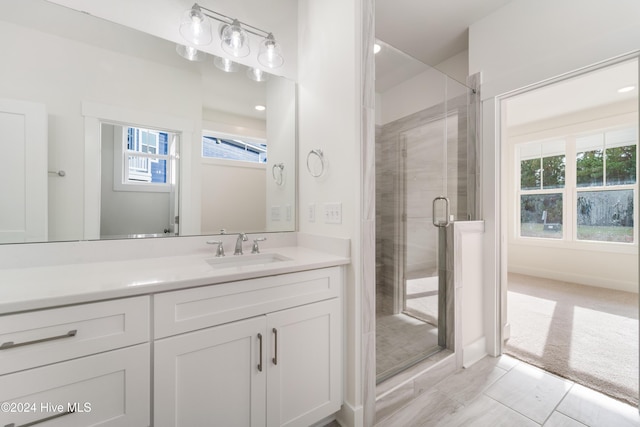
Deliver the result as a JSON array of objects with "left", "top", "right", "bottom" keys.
[
  {"left": 0, "top": 329, "right": 77, "bottom": 350},
  {"left": 257, "top": 333, "right": 263, "bottom": 372},
  {"left": 5, "top": 407, "right": 75, "bottom": 427},
  {"left": 272, "top": 328, "right": 278, "bottom": 365}
]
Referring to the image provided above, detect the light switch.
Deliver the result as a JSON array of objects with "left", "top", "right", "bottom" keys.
[
  {"left": 271, "top": 206, "right": 281, "bottom": 221},
  {"left": 308, "top": 203, "right": 316, "bottom": 222}
]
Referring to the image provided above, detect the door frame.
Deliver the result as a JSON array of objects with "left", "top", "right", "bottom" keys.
[{"left": 494, "top": 52, "right": 640, "bottom": 405}]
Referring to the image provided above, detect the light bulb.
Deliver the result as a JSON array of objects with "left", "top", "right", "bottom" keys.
[
  {"left": 258, "top": 33, "right": 284, "bottom": 69},
  {"left": 179, "top": 4, "right": 212, "bottom": 46},
  {"left": 220, "top": 20, "right": 250, "bottom": 57}
]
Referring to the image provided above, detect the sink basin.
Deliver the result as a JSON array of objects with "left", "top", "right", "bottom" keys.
[{"left": 205, "top": 253, "right": 292, "bottom": 268}]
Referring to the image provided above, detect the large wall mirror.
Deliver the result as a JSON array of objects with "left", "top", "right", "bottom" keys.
[{"left": 0, "top": 0, "right": 297, "bottom": 244}]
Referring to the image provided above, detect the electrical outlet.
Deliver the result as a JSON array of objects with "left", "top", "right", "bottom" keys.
[{"left": 324, "top": 203, "right": 342, "bottom": 224}]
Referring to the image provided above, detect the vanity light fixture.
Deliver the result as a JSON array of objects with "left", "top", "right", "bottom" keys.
[
  {"left": 255, "top": 105, "right": 266, "bottom": 111},
  {"left": 618, "top": 85, "right": 636, "bottom": 93},
  {"left": 179, "top": 3, "right": 284, "bottom": 68}
]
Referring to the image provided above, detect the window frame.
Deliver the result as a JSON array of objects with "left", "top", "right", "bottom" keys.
[
  {"left": 201, "top": 130, "right": 267, "bottom": 165},
  {"left": 515, "top": 124, "right": 638, "bottom": 249},
  {"left": 113, "top": 126, "right": 174, "bottom": 193}
]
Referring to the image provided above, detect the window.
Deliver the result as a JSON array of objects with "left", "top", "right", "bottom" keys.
[
  {"left": 518, "top": 140, "right": 566, "bottom": 239},
  {"left": 202, "top": 134, "right": 267, "bottom": 163},
  {"left": 125, "top": 127, "right": 168, "bottom": 184},
  {"left": 517, "top": 127, "right": 637, "bottom": 244},
  {"left": 114, "top": 126, "right": 175, "bottom": 193},
  {"left": 575, "top": 128, "right": 636, "bottom": 243}
]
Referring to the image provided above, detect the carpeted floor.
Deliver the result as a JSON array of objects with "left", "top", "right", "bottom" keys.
[{"left": 505, "top": 273, "right": 639, "bottom": 406}]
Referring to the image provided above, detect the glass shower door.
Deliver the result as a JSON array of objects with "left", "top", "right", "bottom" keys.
[
  {"left": 374, "top": 39, "right": 476, "bottom": 383},
  {"left": 400, "top": 114, "right": 455, "bottom": 354}
]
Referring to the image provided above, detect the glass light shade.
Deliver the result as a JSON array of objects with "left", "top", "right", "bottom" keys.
[
  {"left": 179, "top": 4, "right": 212, "bottom": 46},
  {"left": 176, "top": 44, "right": 205, "bottom": 62},
  {"left": 257, "top": 33, "right": 284, "bottom": 69},
  {"left": 246, "top": 67, "right": 269, "bottom": 82},
  {"left": 213, "top": 56, "right": 239, "bottom": 73},
  {"left": 220, "top": 20, "right": 250, "bottom": 58}
]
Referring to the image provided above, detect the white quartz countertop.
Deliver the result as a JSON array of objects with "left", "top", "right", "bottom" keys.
[{"left": 0, "top": 246, "right": 350, "bottom": 314}]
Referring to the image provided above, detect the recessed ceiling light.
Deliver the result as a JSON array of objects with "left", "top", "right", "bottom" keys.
[
  {"left": 617, "top": 86, "right": 636, "bottom": 93},
  {"left": 373, "top": 43, "right": 381, "bottom": 54},
  {"left": 255, "top": 105, "right": 266, "bottom": 111}
]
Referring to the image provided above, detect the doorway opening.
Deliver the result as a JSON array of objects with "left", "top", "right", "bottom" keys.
[{"left": 500, "top": 55, "right": 639, "bottom": 405}]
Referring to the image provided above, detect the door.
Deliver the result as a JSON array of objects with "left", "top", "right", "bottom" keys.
[
  {"left": 400, "top": 114, "right": 458, "bottom": 348},
  {"left": 154, "top": 317, "right": 267, "bottom": 427},
  {"left": 266, "top": 299, "right": 341, "bottom": 427},
  {"left": 0, "top": 99, "right": 47, "bottom": 243}
]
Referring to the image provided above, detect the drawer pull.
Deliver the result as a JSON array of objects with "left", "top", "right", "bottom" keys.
[
  {"left": 272, "top": 328, "right": 278, "bottom": 365},
  {"left": 5, "top": 407, "right": 75, "bottom": 427},
  {"left": 257, "top": 333, "right": 263, "bottom": 372},
  {"left": 0, "top": 329, "right": 77, "bottom": 350}
]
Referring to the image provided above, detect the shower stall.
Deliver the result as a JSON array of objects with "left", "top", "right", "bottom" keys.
[{"left": 375, "top": 40, "right": 479, "bottom": 383}]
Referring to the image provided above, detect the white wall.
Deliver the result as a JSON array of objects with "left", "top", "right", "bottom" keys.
[
  {"left": 200, "top": 160, "right": 266, "bottom": 234},
  {"left": 48, "top": 0, "right": 299, "bottom": 80},
  {"left": 298, "top": 0, "right": 365, "bottom": 424},
  {"left": 469, "top": 0, "right": 640, "bottom": 354}
]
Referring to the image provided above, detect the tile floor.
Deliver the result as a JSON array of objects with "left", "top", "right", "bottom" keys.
[{"left": 374, "top": 355, "right": 640, "bottom": 427}]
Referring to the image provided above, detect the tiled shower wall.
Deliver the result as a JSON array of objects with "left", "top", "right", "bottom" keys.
[{"left": 375, "top": 93, "right": 473, "bottom": 316}]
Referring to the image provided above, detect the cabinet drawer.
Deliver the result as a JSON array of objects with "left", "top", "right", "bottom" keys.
[
  {"left": 0, "top": 296, "right": 149, "bottom": 375},
  {"left": 155, "top": 267, "right": 341, "bottom": 338},
  {"left": 0, "top": 344, "right": 149, "bottom": 427}
]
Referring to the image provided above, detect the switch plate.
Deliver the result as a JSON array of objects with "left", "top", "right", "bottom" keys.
[
  {"left": 308, "top": 203, "right": 316, "bottom": 222},
  {"left": 271, "top": 206, "right": 281, "bottom": 221},
  {"left": 324, "top": 203, "right": 342, "bottom": 224}
]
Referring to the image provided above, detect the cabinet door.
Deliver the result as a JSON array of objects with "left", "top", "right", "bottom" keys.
[
  {"left": 0, "top": 344, "right": 150, "bottom": 427},
  {"left": 266, "top": 299, "right": 342, "bottom": 427},
  {"left": 154, "top": 317, "right": 266, "bottom": 427}
]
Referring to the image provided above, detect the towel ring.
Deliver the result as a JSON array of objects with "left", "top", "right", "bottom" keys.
[
  {"left": 306, "top": 149, "right": 325, "bottom": 178},
  {"left": 272, "top": 163, "right": 285, "bottom": 186}
]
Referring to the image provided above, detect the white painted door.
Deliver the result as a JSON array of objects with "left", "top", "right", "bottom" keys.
[
  {"left": 266, "top": 299, "right": 342, "bottom": 427},
  {"left": 154, "top": 316, "right": 267, "bottom": 427},
  {"left": 0, "top": 99, "right": 47, "bottom": 243}
]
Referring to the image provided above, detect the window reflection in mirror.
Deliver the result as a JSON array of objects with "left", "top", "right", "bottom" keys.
[{"left": 100, "top": 123, "right": 179, "bottom": 239}]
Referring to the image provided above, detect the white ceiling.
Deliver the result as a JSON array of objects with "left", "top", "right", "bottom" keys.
[
  {"left": 375, "top": 0, "right": 638, "bottom": 126},
  {"left": 375, "top": 0, "right": 514, "bottom": 66}
]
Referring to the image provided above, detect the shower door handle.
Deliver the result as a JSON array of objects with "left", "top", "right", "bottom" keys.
[{"left": 432, "top": 196, "right": 451, "bottom": 228}]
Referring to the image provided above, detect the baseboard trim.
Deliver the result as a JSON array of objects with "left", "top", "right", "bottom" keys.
[
  {"left": 463, "top": 337, "right": 487, "bottom": 368},
  {"left": 509, "top": 265, "right": 637, "bottom": 293},
  {"left": 336, "top": 401, "right": 363, "bottom": 427}
]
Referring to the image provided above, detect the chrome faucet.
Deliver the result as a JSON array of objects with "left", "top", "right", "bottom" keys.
[{"left": 234, "top": 233, "right": 248, "bottom": 255}]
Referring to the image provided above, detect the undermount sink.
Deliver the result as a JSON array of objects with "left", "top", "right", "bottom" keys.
[{"left": 205, "top": 252, "right": 292, "bottom": 268}]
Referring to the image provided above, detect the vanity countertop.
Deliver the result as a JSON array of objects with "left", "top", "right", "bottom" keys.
[{"left": 0, "top": 245, "right": 350, "bottom": 314}]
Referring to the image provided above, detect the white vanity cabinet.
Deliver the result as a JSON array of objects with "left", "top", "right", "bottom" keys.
[
  {"left": 0, "top": 297, "right": 151, "bottom": 427},
  {"left": 153, "top": 267, "right": 343, "bottom": 427}
]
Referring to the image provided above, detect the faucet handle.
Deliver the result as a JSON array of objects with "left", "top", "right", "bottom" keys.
[
  {"left": 206, "top": 240, "right": 225, "bottom": 257},
  {"left": 251, "top": 237, "right": 267, "bottom": 254}
]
